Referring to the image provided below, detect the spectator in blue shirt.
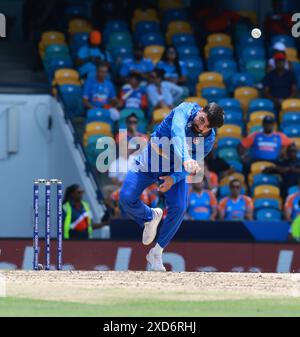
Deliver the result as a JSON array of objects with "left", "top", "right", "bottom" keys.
[
  {"left": 83, "top": 63, "right": 120, "bottom": 120},
  {"left": 147, "top": 68, "right": 184, "bottom": 109},
  {"left": 263, "top": 52, "right": 297, "bottom": 111},
  {"left": 77, "top": 30, "right": 111, "bottom": 78},
  {"left": 157, "top": 45, "right": 187, "bottom": 85},
  {"left": 119, "top": 43, "right": 154, "bottom": 81}
]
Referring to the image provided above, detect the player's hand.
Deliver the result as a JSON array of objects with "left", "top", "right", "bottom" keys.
[
  {"left": 159, "top": 176, "right": 175, "bottom": 193},
  {"left": 183, "top": 159, "right": 201, "bottom": 175}
]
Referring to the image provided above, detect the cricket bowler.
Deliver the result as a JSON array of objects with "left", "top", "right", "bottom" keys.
[{"left": 119, "top": 102, "right": 224, "bottom": 271}]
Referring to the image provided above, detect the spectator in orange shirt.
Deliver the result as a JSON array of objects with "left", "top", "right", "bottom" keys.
[
  {"left": 204, "top": 163, "right": 218, "bottom": 195},
  {"left": 219, "top": 179, "right": 254, "bottom": 220},
  {"left": 238, "top": 115, "right": 293, "bottom": 163}
]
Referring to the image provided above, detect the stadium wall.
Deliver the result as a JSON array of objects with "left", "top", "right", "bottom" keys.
[
  {"left": 1, "top": 239, "right": 300, "bottom": 272},
  {"left": 0, "top": 94, "right": 104, "bottom": 238}
]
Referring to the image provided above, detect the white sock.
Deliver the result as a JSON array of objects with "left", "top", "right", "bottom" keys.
[{"left": 153, "top": 243, "right": 163, "bottom": 255}]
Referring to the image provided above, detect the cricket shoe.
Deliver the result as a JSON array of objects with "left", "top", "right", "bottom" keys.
[
  {"left": 142, "top": 208, "right": 163, "bottom": 245},
  {"left": 146, "top": 248, "right": 166, "bottom": 272}
]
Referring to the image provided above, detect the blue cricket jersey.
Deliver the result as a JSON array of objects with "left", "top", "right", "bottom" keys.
[{"left": 136, "top": 102, "right": 216, "bottom": 183}]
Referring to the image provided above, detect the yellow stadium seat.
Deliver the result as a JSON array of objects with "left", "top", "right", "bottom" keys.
[
  {"left": 69, "top": 19, "right": 92, "bottom": 34},
  {"left": 85, "top": 122, "right": 112, "bottom": 138},
  {"left": 133, "top": 8, "right": 158, "bottom": 20},
  {"left": 282, "top": 99, "right": 300, "bottom": 112},
  {"left": 254, "top": 185, "right": 280, "bottom": 199},
  {"left": 207, "top": 33, "right": 231, "bottom": 46},
  {"left": 185, "top": 97, "right": 208, "bottom": 106},
  {"left": 41, "top": 31, "right": 65, "bottom": 44},
  {"left": 238, "top": 11, "right": 258, "bottom": 24},
  {"left": 199, "top": 72, "right": 223, "bottom": 84},
  {"left": 250, "top": 161, "right": 275, "bottom": 176},
  {"left": 249, "top": 111, "right": 275, "bottom": 123},
  {"left": 234, "top": 87, "right": 259, "bottom": 112},
  {"left": 166, "top": 21, "right": 192, "bottom": 42},
  {"left": 286, "top": 48, "right": 299, "bottom": 62},
  {"left": 196, "top": 82, "right": 225, "bottom": 96},
  {"left": 153, "top": 108, "right": 171, "bottom": 124},
  {"left": 220, "top": 173, "right": 245, "bottom": 186},
  {"left": 54, "top": 69, "right": 80, "bottom": 82},
  {"left": 218, "top": 125, "right": 242, "bottom": 139},
  {"left": 247, "top": 121, "right": 277, "bottom": 134},
  {"left": 144, "top": 45, "right": 165, "bottom": 64}
]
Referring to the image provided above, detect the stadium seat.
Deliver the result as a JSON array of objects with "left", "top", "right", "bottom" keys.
[
  {"left": 234, "top": 87, "right": 259, "bottom": 112},
  {"left": 119, "top": 108, "right": 145, "bottom": 122},
  {"left": 163, "top": 8, "right": 188, "bottom": 26},
  {"left": 250, "top": 161, "right": 275, "bottom": 176},
  {"left": 140, "top": 33, "right": 164, "bottom": 47},
  {"left": 153, "top": 108, "right": 171, "bottom": 124},
  {"left": 132, "top": 14, "right": 159, "bottom": 31},
  {"left": 255, "top": 208, "right": 282, "bottom": 221},
  {"left": 282, "top": 125, "right": 300, "bottom": 137},
  {"left": 197, "top": 72, "right": 225, "bottom": 94},
  {"left": 184, "top": 58, "right": 204, "bottom": 84},
  {"left": 218, "top": 125, "right": 242, "bottom": 139},
  {"left": 41, "top": 31, "right": 65, "bottom": 44},
  {"left": 252, "top": 174, "right": 281, "bottom": 188},
  {"left": 254, "top": 198, "right": 281, "bottom": 210},
  {"left": 184, "top": 97, "right": 208, "bottom": 106},
  {"left": 281, "top": 112, "right": 300, "bottom": 127},
  {"left": 245, "top": 60, "right": 266, "bottom": 84},
  {"left": 166, "top": 21, "right": 193, "bottom": 42},
  {"left": 53, "top": 68, "right": 80, "bottom": 84},
  {"left": 282, "top": 99, "right": 300, "bottom": 112},
  {"left": 178, "top": 46, "right": 199, "bottom": 60},
  {"left": 217, "top": 148, "right": 240, "bottom": 162},
  {"left": 85, "top": 122, "right": 112, "bottom": 138},
  {"left": 86, "top": 108, "right": 114, "bottom": 126},
  {"left": 218, "top": 98, "right": 242, "bottom": 112},
  {"left": 108, "top": 32, "right": 132, "bottom": 49},
  {"left": 286, "top": 48, "right": 299, "bottom": 62},
  {"left": 248, "top": 99, "right": 275, "bottom": 114},
  {"left": 110, "top": 45, "right": 133, "bottom": 63},
  {"left": 59, "top": 84, "right": 84, "bottom": 116},
  {"left": 207, "top": 33, "right": 231, "bottom": 46},
  {"left": 144, "top": 45, "right": 165, "bottom": 64},
  {"left": 201, "top": 87, "right": 226, "bottom": 102},
  {"left": 238, "top": 35, "right": 264, "bottom": 49},
  {"left": 223, "top": 110, "right": 243, "bottom": 125},
  {"left": 217, "top": 137, "right": 241, "bottom": 149},
  {"left": 172, "top": 33, "right": 196, "bottom": 47},
  {"left": 271, "top": 34, "right": 296, "bottom": 48},
  {"left": 46, "top": 58, "right": 73, "bottom": 79},
  {"left": 227, "top": 160, "right": 243, "bottom": 172},
  {"left": 70, "top": 33, "right": 89, "bottom": 55},
  {"left": 213, "top": 59, "right": 237, "bottom": 85},
  {"left": 240, "top": 47, "right": 265, "bottom": 69},
  {"left": 135, "top": 21, "right": 161, "bottom": 39},
  {"left": 68, "top": 19, "right": 92, "bottom": 35},
  {"left": 230, "top": 72, "right": 255, "bottom": 92},
  {"left": 249, "top": 111, "right": 275, "bottom": 124},
  {"left": 254, "top": 185, "right": 280, "bottom": 199}
]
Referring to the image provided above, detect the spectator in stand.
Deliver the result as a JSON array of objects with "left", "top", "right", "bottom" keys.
[
  {"left": 267, "top": 42, "right": 292, "bottom": 72},
  {"left": 63, "top": 184, "right": 110, "bottom": 239},
  {"left": 204, "top": 163, "right": 218, "bottom": 195},
  {"left": 239, "top": 115, "right": 294, "bottom": 163},
  {"left": 115, "top": 113, "right": 148, "bottom": 145},
  {"left": 263, "top": 52, "right": 297, "bottom": 111},
  {"left": 205, "top": 143, "right": 235, "bottom": 180},
  {"left": 119, "top": 72, "right": 148, "bottom": 110},
  {"left": 219, "top": 179, "right": 254, "bottom": 220},
  {"left": 187, "top": 180, "right": 218, "bottom": 220},
  {"left": 263, "top": 144, "right": 300, "bottom": 197},
  {"left": 284, "top": 178, "right": 300, "bottom": 221},
  {"left": 77, "top": 30, "right": 111, "bottom": 78},
  {"left": 83, "top": 63, "right": 120, "bottom": 121},
  {"left": 157, "top": 45, "right": 187, "bottom": 85},
  {"left": 119, "top": 43, "right": 154, "bottom": 81},
  {"left": 147, "top": 68, "right": 184, "bottom": 110}
]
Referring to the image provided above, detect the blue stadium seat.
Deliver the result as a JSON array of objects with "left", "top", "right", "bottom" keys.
[
  {"left": 217, "top": 148, "right": 240, "bottom": 162},
  {"left": 213, "top": 59, "right": 237, "bottom": 85},
  {"left": 282, "top": 112, "right": 300, "bottom": 127},
  {"left": 248, "top": 99, "right": 275, "bottom": 113},
  {"left": 45, "top": 44, "right": 69, "bottom": 57},
  {"left": 135, "top": 21, "right": 161, "bottom": 40},
  {"left": 252, "top": 174, "right": 281, "bottom": 188},
  {"left": 110, "top": 45, "right": 133, "bottom": 62},
  {"left": 66, "top": 5, "right": 89, "bottom": 18},
  {"left": 282, "top": 125, "right": 300, "bottom": 137},
  {"left": 178, "top": 46, "right": 199, "bottom": 60},
  {"left": 202, "top": 87, "right": 226, "bottom": 102},
  {"left": 238, "top": 36, "right": 264, "bottom": 49},
  {"left": 59, "top": 84, "right": 84, "bottom": 116},
  {"left": 208, "top": 47, "right": 233, "bottom": 70},
  {"left": 104, "top": 20, "right": 128, "bottom": 32},
  {"left": 108, "top": 32, "right": 132, "bottom": 49},
  {"left": 223, "top": 110, "right": 243, "bottom": 125},
  {"left": 255, "top": 208, "right": 282, "bottom": 221},
  {"left": 86, "top": 108, "right": 114, "bottom": 126},
  {"left": 240, "top": 47, "right": 265, "bottom": 69},
  {"left": 245, "top": 60, "right": 266, "bottom": 84},
  {"left": 163, "top": 9, "right": 188, "bottom": 26},
  {"left": 140, "top": 32, "right": 164, "bottom": 46},
  {"left": 271, "top": 35, "right": 296, "bottom": 48},
  {"left": 254, "top": 198, "right": 280, "bottom": 210},
  {"left": 218, "top": 137, "right": 241, "bottom": 149},
  {"left": 184, "top": 58, "right": 203, "bottom": 82},
  {"left": 230, "top": 72, "right": 255, "bottom": 92},
  {"left": 70, "top": 33, "right": 89, "bottom": 55},
  {"left": 47, "top": 58, "right": 73, "bottom": 79},
  {"left": 172, "top": 34, "right": 196, "bottom": 47},
  {"left": 227, "top": 160, "right": 243, "bottom": 172},
  {"left": 218, "top": 98, "right": 242, "bottom": 112}
]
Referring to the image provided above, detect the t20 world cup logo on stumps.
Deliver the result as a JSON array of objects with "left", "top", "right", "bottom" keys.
[{"left": 0, "top": 13, "right": 6, "bottom": 38}]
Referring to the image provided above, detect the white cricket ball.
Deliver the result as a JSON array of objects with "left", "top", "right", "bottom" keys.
[{"left": 251, "top": 28, "right": 262, "bottom": 39}]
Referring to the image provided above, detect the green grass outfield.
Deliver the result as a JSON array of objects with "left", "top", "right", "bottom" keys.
[{"left": 1, "top": 297, "right": 300, "bottom": 317}]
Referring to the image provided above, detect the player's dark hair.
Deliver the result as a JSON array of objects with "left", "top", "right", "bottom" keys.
[
  {"left": 203, "top": 103, "right": 224, "bottom": 129},
  {"left": 161, "top": 45, "right": 182, "bottom": 77},
  {"left": 63, "top": 184, "right": 80, "bottom": 204},
  {"left": 153, "top": 68, "right": 165, "bottom": 80},
  {"left": 129, "top": 72, "right": 142, "bottom": 82},
  {"left": 126, "top": 113, "right": 138, "bottom": 122},
  {"left": 229, "top": 179, "right": 241, "bottom": 188}
]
